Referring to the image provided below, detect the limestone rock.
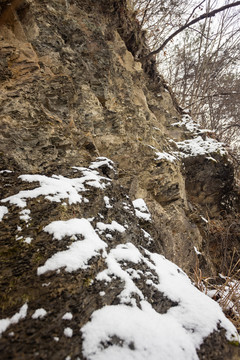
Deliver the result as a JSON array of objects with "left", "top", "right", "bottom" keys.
[{"left": 0, "top": 0, "right": 239, "bottom": 359}]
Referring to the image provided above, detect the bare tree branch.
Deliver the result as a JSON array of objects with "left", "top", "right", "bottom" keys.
[
  {"left": 141, "top": 1, "right": 240, "bottom": 59},
  {"left": 182, "top": 92, "right": 240, "bottom": 110}
]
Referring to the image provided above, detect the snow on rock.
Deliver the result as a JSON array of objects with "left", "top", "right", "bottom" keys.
[
  {"left": 0, "top": 169, "right": 13, "bottom": 174},
  {"left": 132, "top": 199, "right": 151, "bottom": 221},
  {"left": 0, "top": 156, "right": 238, "bottom": 358},
  {"left": 96, "top": 221, "right": 125, "bottom": 234},
  {"left": 82, "top": 302, "right": 198, "bottom": 360},
  {"left": 24, "top": 237, "right": 32, "bottom": 244},
  {"left": 155, "top": 151, "right": 176, "bottom": 163},
  {"left": 146, "top": 250, "right": 237, "bottom": 344},
  {"left": 89, "top": 157, "right": 115, "bottom": 171},
  {"left": 172, "top": 114, "right": 213, "bottom": 135},
  {"left": 0, "top": 206, "right": 8, "bottom": 221},
  {"left": 148, "top": 145, "right": 177, "bottom": 164},
  {"left": 148, "top": 116, "right": 226, "bottom": 163},
  {"left": 103, "top": 196, "right": 113, "bottom": 209},
  {"left": 62, "top": 312, "right": 73, "bottom": 320},
  {"left": 82, "top": 243, "right": 239, "bottom": 360},
  {"left": 64, "top": 327, "right": 73, "bottom": 338},
  {"left": 174, "top": 136, "right": 226, "bottom": 158},
  {"left": 19, "top": 209, "right": 31, "bottom": 222},
  {"left": 141, "top": 229, "right": 153, "bottom": 244},
  {"left": 32, "top": 308, "right": 47, "bottom": 319},
  {"left": 37, "top": 219, "right": 107, "bottom": 275},
  {"left": 2, "top": 161, "right": 112, "bottom": 208},
  {"left": 0, "top": 304, "right": 28, "bottom": 337},
  {"left": 168, "top": 115, "right": 226, "bottom": 159},
  {"left": 194, "top": 246, "right": 202, "bottom": 255},
  {"left": 96, "top": 243, "right": 144, "bottom": 305}
]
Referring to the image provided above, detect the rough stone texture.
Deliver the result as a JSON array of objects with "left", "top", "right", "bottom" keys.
[{"left": 0, "top": 0, "right": 239, "bottom": 359}]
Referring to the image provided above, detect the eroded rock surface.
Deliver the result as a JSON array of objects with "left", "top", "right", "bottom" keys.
[{"left": 0, "top": 0, "right": 239, "bottom": 359}]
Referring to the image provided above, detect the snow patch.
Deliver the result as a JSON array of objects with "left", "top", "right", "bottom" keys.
[
  {"left": 97, "top": 243, "right": 144, "bottom": 305},
  {"left": 89, "top": 157, "right": 115, "bottom": 171},
  {"left": 175, "top": 136, "right": 226, "bottom": 158},
  {"left": 82, "top": 302, "right": 198, "bottom": 360},
  {"left": 172, "top": 115, "right": 213, "bottom": 135},
  {"left": 64, "top": 327, "right": 73, "bottom": 338},
  {"left": 62, "top": 312, "right": 73, "bottom": 320},
  {"left": 96, "top": 221, "right": 125, "bottom": 234},
  {"left": 141, "top": 229, "right": 153, "bottom": 244},
  {"left": 155, "top": 151, "right": 176, "bottom": 163},
  {"left": 0, "top": 304, "right": 28, "bottom": 337},
  {"left": 38, "top": 219, "right": 107, "bottom": 275},
  {"left": 0, "top": 206, "right": 8, "bottom": 221},
  {"left": 82, "top": 242, "right": 238, "bottom": 359},
  {"left": 2, "top": 162, "right": 112, "bottom": 208},
  {"left": 0, "top": 170, "right": 13, "bottom": 174},
  {"left": 24, "top": 237, "right": 32, "bottom": 244},
  {"left": 19, "top": 209, "right": 31, "bottom": 222},
  {"left": 103, "top": 196, "right": 113, "bottom": 209},
  {"left": 32, "top": 308, "right": 47, "bottom": 319},
  {"left": 132, "top": 199, "right": 151, "bottom": 221},
  {"left": 194, "top": 246, "right": 202, "bottom": 256}
]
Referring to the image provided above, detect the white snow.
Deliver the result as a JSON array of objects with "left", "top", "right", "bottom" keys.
[
  {"left": 0, "top": 156, "right": 238, "bottom": 358},
  {"left": 0, "top": 303, "right": 28, "bottom": 337},
  {"left": 141, "top": 229, "right": 153, "bottom": 244},
  {"left": 155, "top": 151, "right": 176, "bottom": 163},
  {"left": 96, "top": 221, "right": 125, "bottom": 233},
  {"left": 89, "top": 157, "right": 115, "bottom": 171},
  {"left": 64, "top": 327, "right": 73, "bottom": 338},
  {"left": 0, "top": 206, "right": 8, "bottom": 221},
  {"left": 19, "top": 209, "right": 31, "bottom": 222},
  {"left": 62, "top": 312, "right": 73, "bottom": 320},
  {"left": 168, "top": 115, "right": 226, "bottom": 159},
  {"left": 32, "top": 308, "right": 47, "bottom": 319},
  {"left": 172, "top": 115, "right": 213, "bottom": 135},
  {"left": 38, "top": 218, "right": 107, "bottom": 275},
  {"left": 82, "top": 242, "right": 239, "bottom": 360},
  {"left": 0, "top": 170, "right": 12, "bottom": 174},
  {"left": 132, "top": 199, "right": 151, "bottom": 221},
  {"left": 97, "top": 243, "right": 144, "bottom": 305},
  {"left": 54, "top": 336, "right": 59, "bottom": 342},
  {"left": 148, "top": 145, "right": 177, "bottom": 163},
  {"left": 175, "top": 136, "right": 226, "bottom": 158},
  {"left": 103, "top": 196, "right": 113, "bottom": 209},
  {"left": 1, "top": 162, "right": 112, "bottom": 208},
  {"left": 194, "top": 246, "right": 202, "bottom": 255},
  {"left": 24, "top": 237, "right": 32, "bottom": 244},
  {"left": 82, "top": 302, "right": 198, "bottom": 360}
]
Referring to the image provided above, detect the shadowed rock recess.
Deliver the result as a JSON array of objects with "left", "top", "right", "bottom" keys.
[{"left": 0, "top": 0, "right": 240, "bottom": 359}]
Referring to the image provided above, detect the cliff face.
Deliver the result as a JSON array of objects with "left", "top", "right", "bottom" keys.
[{"left": 0, "top": 1, "right": 239, "bottom": 359}]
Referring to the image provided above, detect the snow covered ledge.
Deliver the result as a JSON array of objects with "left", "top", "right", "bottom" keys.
[{"left": 81, "top": 245, "right": 239, "bottom": 360}]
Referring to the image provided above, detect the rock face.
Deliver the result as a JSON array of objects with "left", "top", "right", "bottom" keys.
[{"left": 0, "top": 0, "right": 239, "bottom": 359}]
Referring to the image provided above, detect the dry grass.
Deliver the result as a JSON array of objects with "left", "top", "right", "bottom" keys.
[{"left": 193, "top": 251, "right": 240, "bottom": 333}]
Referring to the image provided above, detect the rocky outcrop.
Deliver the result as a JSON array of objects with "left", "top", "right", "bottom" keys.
[{"left": 0, "top": 0, "right": 239, "bottom": 359}]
